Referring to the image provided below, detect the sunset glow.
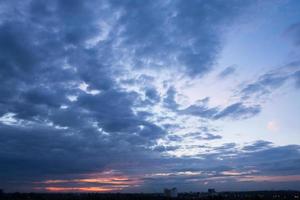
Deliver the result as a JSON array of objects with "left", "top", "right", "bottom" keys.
[
  {"left": 34, "top": 171, "right": 142, "bottom": 192},
  {"left": 44, "top": 187, "right": 117, "bottom": 192}
]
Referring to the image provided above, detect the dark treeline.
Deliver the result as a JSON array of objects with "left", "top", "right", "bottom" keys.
[{"left": 0, "top": 191, "right": 299, "bottom": 200}]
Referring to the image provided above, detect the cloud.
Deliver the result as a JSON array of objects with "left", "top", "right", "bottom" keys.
[
  {"left": 285, "top": 22, "right": 300, "bottom": 46},
  {"left": 179, "top": 101, "right": 261, "bottom": 120},
  {"left": 34, "top": 170, "right": 142, "bottom": 192},
  {"left": 109, "top": 0, "right": 253, "bottom": 77},
  {"left": 136, "top": 143, "right": 300, "bottom": 191},
  {"left": 218, "top": 65, "right": 236, "bottom": 78},
  {"left": 184, "top": 132, "right": 222, "bottom": 140},
  {"left": 144, "top": 87, "right": 161, "bottom": 104},
  {"left": 180, "top": 103, "right": 218, "bottom": 119},
  {"left": 242, "top": 140, "right": 273, "bottom": 151},
  {"left": 163, "top": 87, "right": 179, "bottom": 110},
  {"left": 293, "top": 70, "right": 300, "bottom": 88},
  {"left": 241, "top": 72, "right": 287, "bottom": 99},
  {"left": 213, "top": 103, "right": 261, "bottom": 120},
  {"left": 0, "top": 0, "right": 299, "bottom": 193},
  {"left": 239, "top": 63, "right": 300, "bottom": 100}
]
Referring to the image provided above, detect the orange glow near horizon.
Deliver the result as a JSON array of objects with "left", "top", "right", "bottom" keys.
[
  {"left": 43, "top": 178, "right": 136, "bottom": 185},
  {"left": 35, "top": 170, "right": 142, "bottom": 193},
  {"left": 45, "top": 187, "right": 118, "bottom": 192}
]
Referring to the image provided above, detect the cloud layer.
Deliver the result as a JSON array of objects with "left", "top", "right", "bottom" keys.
[{"left": 0, "top": 0, "right": 299, "bottom": 192}]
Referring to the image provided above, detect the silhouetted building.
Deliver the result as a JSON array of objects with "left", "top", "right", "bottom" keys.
[
  {"left": 208, "top": 188, "right": 216, "bottom": 193},
  {"left": 208, "top": 188, "right": 217, "bottom": 196},
  {"left": 164, "top": 187, "right": 178, "bottom": 198},
  {"left": 1, "top": 191, "right": 300, "bottom": 200}
]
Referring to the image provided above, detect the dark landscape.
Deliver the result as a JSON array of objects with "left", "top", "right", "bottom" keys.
[{"left": 1, "top": 191, "right": 300, "bottom": 200}]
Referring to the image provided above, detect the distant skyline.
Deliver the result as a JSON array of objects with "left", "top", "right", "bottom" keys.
[{"left": 0, "top": 0, "right": 300, "bottom": 193}]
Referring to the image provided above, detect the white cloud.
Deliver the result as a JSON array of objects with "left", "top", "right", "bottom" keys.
[
  {"left": 0, "top": 112, "right": 18, "bottom": 125},
  {"left": 78, "top": 82, "right": 101, "bottom": 95},
  {"left": 67, "top": 95, "right": 78, "bottom": 102}
]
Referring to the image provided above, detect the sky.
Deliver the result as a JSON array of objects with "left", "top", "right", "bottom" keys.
[{"left": 0, "top": 0, "right": 300, "bottom": 193}]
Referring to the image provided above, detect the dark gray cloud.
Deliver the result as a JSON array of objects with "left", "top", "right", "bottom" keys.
[
  {"left": 242, "top": 140, "right": 273, "bottom": 151},
  {"left": 163, "top": 87, "right": 179, "bottom": 110},
  {"left": 285, "top": 22, "right": 300, "bottom": 46},
  {"left": 136, "top": 143, "right": 300, "bottom": 192},
  {"left": 109, "top": 0, "right": 253, "bottom": 77},
  {"left": 179, "top": 101, "right": 261, "bottom": 120},
  {"left": 293, "top": 70, "right": 300, "bottom": 88},
  {"left": 144, "top": 87, "right": 161, "bottom": 105},
  {"left": 0, "top": 0, "right": 167, "bottom": 191},
  {"left": 240, "top": 72, "right": 288, "bottom": 99},
  {"left": 239, "top": 62, "right": 300, "bottom": 100},
  {"left": 213, "top": 103, "right": 261, "bottom": 120},
  {"left": 162, "top": 92, "right": 261, "bottom": 120},
  {"left": 218, "top": 65, "right": 236, "bottom": 78},
  {"left": 153, "top": 145, "right": 181, "bottom": 153},
  {"left": 180, "top": 102, "right": 218, "bottom": 119}
]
